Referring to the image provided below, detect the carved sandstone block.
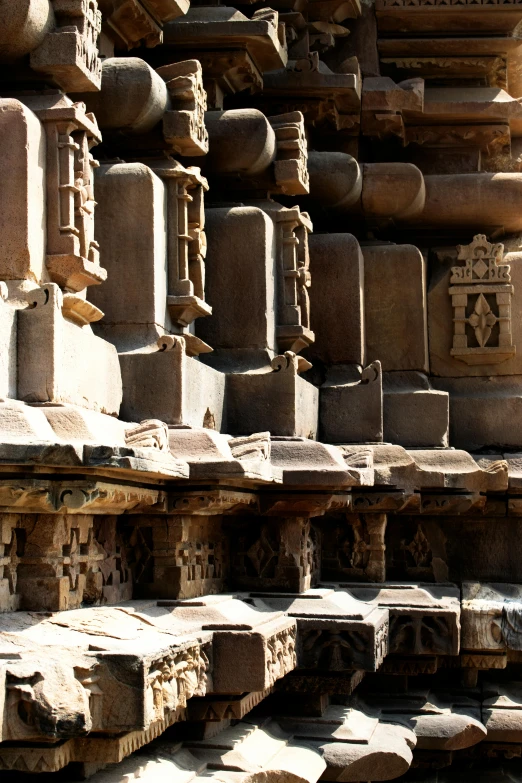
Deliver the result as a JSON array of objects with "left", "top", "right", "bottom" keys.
[
  {"left": 228, "top": 516, "right": 320, "bottom": 592},
  {"left": 347, "top": 583, "right": 461, "bottom": 656},
  {"left": 321, "top": 513, "right": 387, "bottom": 583},
  {"left": 250, "top": 588, "right": 389, "bottom": 672},
  {"left": 31, "top": 0, "right": 103, "bottom": 92},
  {"left": 124, "top": 514, "right": 228, "bottom": 599}
]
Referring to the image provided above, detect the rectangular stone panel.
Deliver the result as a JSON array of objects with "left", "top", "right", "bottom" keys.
[
  {"left": 308, "top": 233, "right": 365, "bottom": 367},
  {"left": 363, "top": 243, "right": 429, "bottom": 372},
  {"left": 0, "top": 100, "right": 46, "bottom": 283}
]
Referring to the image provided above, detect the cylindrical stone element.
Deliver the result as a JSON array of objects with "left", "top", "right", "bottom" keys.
[
  {"left": 0, "top": 0, "right": 54, "bottom": 61},
  {"left": 409, "top": 173, "right": 522, "bottom": 234},
  {"left": 307, "top": 151, "right": 362, "bottom": 211},
  {"left": 75, "top": 58, "right": 170, "bottom": 134},
  {"left": 204, "top": 109, "right": 277, "bottom": 175},
  {"left": 362, "top": 162, "right": 426, "bottom": 220}
]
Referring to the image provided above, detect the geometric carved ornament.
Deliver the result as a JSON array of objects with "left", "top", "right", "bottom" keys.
[{"left": 449, "top": 234, "right": 515, "bottom": 365}]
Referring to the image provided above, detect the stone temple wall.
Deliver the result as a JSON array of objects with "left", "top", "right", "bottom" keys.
[{"left": 2, "top": 1, "right": 522, "bottom": 781}]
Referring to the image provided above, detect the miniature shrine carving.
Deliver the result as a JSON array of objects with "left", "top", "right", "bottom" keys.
[{"left": 449, "top": 234, "right": 515, "bottom": 366}]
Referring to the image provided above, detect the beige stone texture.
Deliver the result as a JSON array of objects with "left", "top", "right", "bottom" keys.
[
  {"left": 363, "top": 691, "right": 485, "bottom": 752},
  {"left": 269, "top": 438, "right": 363, "bottom": 486},
  {"left": 31, "top": 0, "right": 103, "bottom": 92},
  {"left": 13, "top": 93, "right": 106, "bottom": 294},
  {"left": 0, "top": 290, "right": 17, "bottom": 401},
  {"left": 159, "top": 60, "right": 209, "bottom": 157},
  {"left": 120, "top": 342, "right": 226, "bottom": 429},
  {"left": 18, "top": 284, "right": 122, "bottom": 415},
  {"left": 78, "top": 725, "right": 327, "bottom": 783},
  {"left": 261, "top": 60, "right": 360, "bottom": 132},
  {"left": 5, "top": 3, "right": 522, "bottom": 780},
  {"left": 97, "top": 0, "right": 164, "bottom": 49},
  {"left": 347, "top": 583, "right": 461, "bottom": 656},
  {"left": 247, "top": 201, "right": 313, "bottom": 355},
  {"left": 482, "top": 682, "right": 522, "bottom": 743},
  {"left": 205, "top": 109, "right": 277, "bottom": 176},
  {"left": 250, "top": 589, "right": 389, "bottom": 672},
  {"left": 0, "top": 603, "right": 211, "bottom": 745},
  {"left": 362, "top": 163, "right": 425, "bottom": 221},
  {"left": 296, "top": 712, "right": 415, "bottom": 782},
  {"left": 163, "top": 7, "right": 288, "bottom": 73},
  {"left": 407, "top": 448, "right": 507, "bottom": 492},
  {"left": 147, "top": 0, "right": 190, "bottom": 22},
  {"left": 0, "top": 0, "right": 54, "bottom": 61},
  {"left": 0, "top": 100, "right": 46, "bottom": 284},
  {"left": 375, "top": 2, "right": 522, "bottom": 35},
  {"left": 40, "top": 404, "right": 128, "bottom": 445},
  {"left": 461, "top": 582, "right": 522, "bottom": 651},
  {"left": 168, "top": 428, "right": 278, "bottom": 482},
  {"left": 363, "top": 243, "right": 429, "bottom": 373}
]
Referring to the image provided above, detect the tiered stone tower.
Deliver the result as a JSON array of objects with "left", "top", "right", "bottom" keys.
[{"left": 2, "top": 2, "right": 522, "bottom": 782}]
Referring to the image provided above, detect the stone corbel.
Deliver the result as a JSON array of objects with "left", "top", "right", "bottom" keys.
[
  {"left": 361, "top": 76, "right": 424, "bottom": 142},
  {"left": 262, "top": 57, "right": 361, "bottom": 132},
  {"left": 97, "top": 0, "right": 163, "bottom": 49},
  {"left": 125, "top": 419, "right": 170, "bottom": 451},
  {"left": 269, "top": 111, "right": 310, "bottom": 195},
  {"left": 31, "top": 0, "right": 103, "bottom": 92},
  {"left": 158, "top": 60, "right": 209, "bottom": 157},
  {"left": 272, "top": 351, "right": 312, "bottom": 375},
  {"left": 144, "top": 0, "right": 190, "bottom": 23},
  {"left": 230, "top": 431, "right": 271, "bottom": 458}
]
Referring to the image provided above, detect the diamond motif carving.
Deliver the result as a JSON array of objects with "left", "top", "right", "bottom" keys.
[{"left": 449, "top": 234, "right": 515, "bottom": 366}]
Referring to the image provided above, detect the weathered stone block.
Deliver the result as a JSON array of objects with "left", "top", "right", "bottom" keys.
[
  {"left": 383, "top": 371, "right": 449, "bottom": 448},
  {"left": 120, "top": 340, "right": 226, "bottom": 430},
  {"left": 228, "top": 516, "right": 320, "bottom": 593},
  {"left": 308, "top": 233, "right": 365, "bottom": 367},
  {"left": 18, "top": 284, "right": 122, "bottom": 416},
  {"left": 320, "top": 362, "right": 383, "bottom": 444},
  {"left": 363, "top": 243, "right": 429, "bottom": 373},
  {"left": 227, "top": 364, "right": 318, "bottom": 438},
  {"left": 93, "top": 163, "right": 169, "bottom": 349},
  {"left": 199, "top": 206, "right": 277, "bottom": 366}
]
